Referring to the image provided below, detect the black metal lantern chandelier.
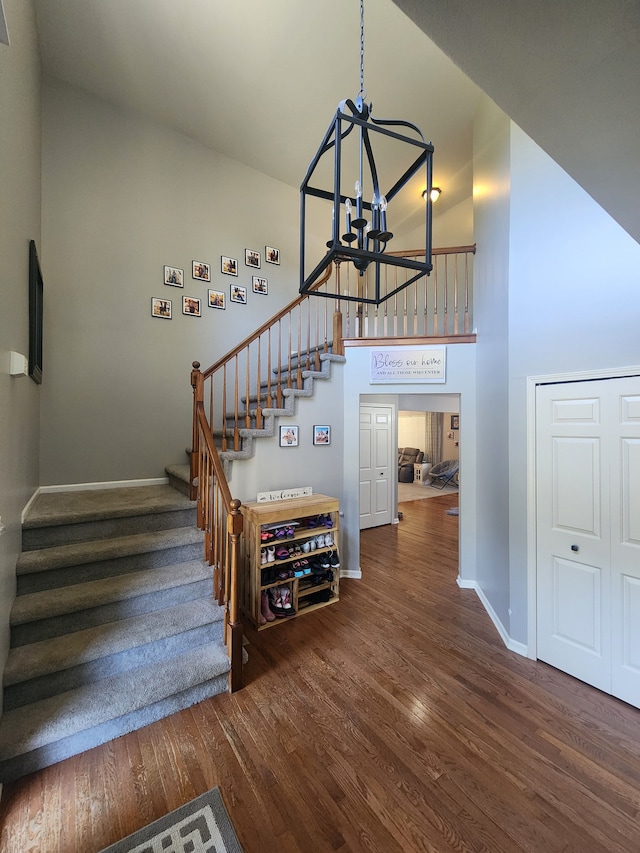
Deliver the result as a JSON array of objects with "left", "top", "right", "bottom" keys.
[{"left": 299, "top": 0, "right": 434, "bottom": 306}]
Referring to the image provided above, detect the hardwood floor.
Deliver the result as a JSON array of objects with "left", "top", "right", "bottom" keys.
[{"left": 2, "top": 495, "right": 640, "bottom": 852}]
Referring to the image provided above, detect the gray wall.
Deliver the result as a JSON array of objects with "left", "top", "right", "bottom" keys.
[
  {"left": 0, "top": 0, "right": 41, "bottom": 696},
  {"left": 40, "top": 78, "right": 317, "bottom": 486}
]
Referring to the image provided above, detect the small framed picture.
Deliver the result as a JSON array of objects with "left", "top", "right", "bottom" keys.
[
  {"left": 230, "top": 285, "right": 247, "bottom": 304},
  {"left": 451, "top": 415, "right": 459, "bottom": 430},
  {"left": 192, "top": 261, "right": 210, "bottom": 282},
  {"left": 279, "top": 425, "right": 299, "bottom": 447},
  {"left": 182, "top": 296, "right": 201, "bottom": 316},
  {"left": 245, "top": 249, "right": 261, "bottom": 268},
  {"left": 265, "top": 246, "right": 280, "bottom": 265},
  {"left": 164, "top": 266, "right": 184, "bottom": 287},
  {"left": 221, "top": 256, "right": 238, "bottom": 276},
  {"left": 151, "top": 297, "right": 172, "bottom": 319},
  {"left": 208, "top": 289, "right": 226, "bottom": 309},
  {"left": 313, "top": 425, "right": 331, "bottom": 445},
  {"left": 252, "top": 276, "right": 268, "bottom": 295}
]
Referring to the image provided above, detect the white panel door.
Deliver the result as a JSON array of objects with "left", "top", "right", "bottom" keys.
[
  {"left": 537, "top": 376, "right": 640, "bottom": 707},
  {"left": 359, "top": 405, "right": 392, "bottom": 530},
  {"left": 610, "top": 384, "right": 640, "bottom": 707},
  {"left": 536, "top": 385, "right": 611, "bottom": 691}
]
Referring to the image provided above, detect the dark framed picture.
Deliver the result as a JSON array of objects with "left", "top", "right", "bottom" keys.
[
  {"left": 208, "top": 289, "right": 226, "bottom": 309},
  {"left": 451, "top": 415, "right": 459, "bottom": 430},
  {"left": 230, "top": 285, "right": 247, "bottom": 304},
  {"left": 151, "top": 297, "right": 172, "bottom": 319},
  {"left": 28, "top": 240, "right": 43, "bottom": 384},
  {"left": 265, "top": 245, "right": 280, "bottom": 265},
  {"left": 252, "top": 276, "right": 268, "bottom": 295},
  {"left": 192, "top": 261, "right": 210, "bottom": 282},
  {"left": 313, "top": 425, "right": 331, "bottom": 445},
  {"left": 182, "top": 296, "right": 201, "bottom": 316},
  {"left": 279, "top": 425, "right": 299, "bottom": 447},
  {"left": 245, "top": 249, "right": 261, "bottom": 268},
  {"left": 164, "top": 265, "right": 184, "bottom": 287},
  {"left": 221, "top": 256, "right": 238, "bottom": 276}
]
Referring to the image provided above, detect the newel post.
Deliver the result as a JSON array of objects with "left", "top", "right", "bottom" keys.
[
  {"left": 190, "top": 361, "right": 203, "bottom": 501},
  {"left": 228, "top": 498, "right": 244, "bottom": 692}
]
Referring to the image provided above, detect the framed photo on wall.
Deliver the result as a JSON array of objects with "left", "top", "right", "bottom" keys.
[
  {"left": 192, "top": 261, "right": 210, "bottom": 282},
  {"left": 252, "top": 276, "right": 268, "bottom": 294},
  {"left": 221, "top": 256, "right": 238, "bottom": 276},
  {"left": 245, "top": 249, "right": 261, "bottom": 268},
  {"left": 151, "top": 297, "right": 172, "bottom": 319},
  {"left": 279, "top": 425, "right": 299, "bottom": 447},
  {"left": 230, "top": 285, "right": 247, "bottom": 304},
  {"left": 313, "top": 425, "right": 331, "bottom": 445},
  {"left": 164, "top": 265, "right": 184, "bottom": 287},
  {"left": 451, "top": 415, "right": 459, "bottom": 430},
  {"left": 208, "top": 289, "right": 225, "bottom": 309},
  {"left": 265, "top": 246, "right": 280, "bottom": 265},
  {"left": 182, "top": 296, "right": 201, "bottom": 316}
]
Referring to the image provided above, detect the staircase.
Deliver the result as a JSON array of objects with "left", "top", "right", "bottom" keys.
[{"left": 0, "top": 484, "right": 230, "bottom": 783}]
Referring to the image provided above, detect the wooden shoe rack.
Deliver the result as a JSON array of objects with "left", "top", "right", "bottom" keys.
[{"left": 240, "top": 494, "right": 340, "bottom": 630}]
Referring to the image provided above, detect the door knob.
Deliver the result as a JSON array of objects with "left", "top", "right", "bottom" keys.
[{"left": 571, "top": 544, "right": 579, "bottom": 552}]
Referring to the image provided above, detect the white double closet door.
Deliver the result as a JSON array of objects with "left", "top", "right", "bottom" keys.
[{"left": 536, "top": 376, "right": 640, "bottom": 708}]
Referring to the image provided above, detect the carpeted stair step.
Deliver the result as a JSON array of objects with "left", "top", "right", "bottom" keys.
[
  {"left": 0, "top": 641, "right": 230, "bottom": 783},
  {"left": 16, "top": 527, "right": 203, "bottom": 594},
  {"left": 10, "top": 559, "right": 212, "bottom": 646},
  {"left": 22, "top": 484, "right": 197, "bottom": 550},
  {"left": 3, "top": 598, "right": 224, "bottom": 710}
]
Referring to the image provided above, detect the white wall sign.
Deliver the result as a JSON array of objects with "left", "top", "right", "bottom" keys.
[
  {"left": 256, "top": 486, "right": 313, "bottom": 502},
  {"left": 370, "top": 347, "right": 446, "bottom": 384}
]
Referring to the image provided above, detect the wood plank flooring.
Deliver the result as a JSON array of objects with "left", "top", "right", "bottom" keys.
[{"left": 2, "top": 495, "right": 640, "bottom": 852}]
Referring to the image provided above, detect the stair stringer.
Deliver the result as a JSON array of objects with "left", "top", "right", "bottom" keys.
[{"left": 219, "top": 353, "right": 346, "bottom": 472}]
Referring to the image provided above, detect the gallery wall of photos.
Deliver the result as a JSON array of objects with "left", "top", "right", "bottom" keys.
[{"left": 151, "top": 245, "right": 280, "bottom": 320}]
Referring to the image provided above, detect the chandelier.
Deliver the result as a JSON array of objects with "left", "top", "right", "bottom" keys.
[{"left": 299, "top": 0, "right": 434, "bottom": 306}]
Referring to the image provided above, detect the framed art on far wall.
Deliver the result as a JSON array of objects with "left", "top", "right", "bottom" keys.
[
  {"left": 252, "top": 276, "right": 268, "bottom": 294},
  {"left": 245, "top": 249, "right": 261, "bottom": 268},
  {"left": 208, "top": 289, "right": 225, "bottom": 309},
  {"left": 265, "top": 245, "right": 280, "bottom": 265},
  {"left": 279, "top": 425, "right": 299, "bottom": 447},
  {"left": 164, "top": 265, "right": 184, "bottom": 287},
  {"left": 192, "top": 261, "right": 210, "bottom": 282},
  {"left": 151, "top": 297, "right": 172, "bottom": 319},
  {"left": 313, "top": 425, "right": 330, "bottom": 445},
  {"left": 182, "top": 296, "right": 201, "bottom": 316},
  {"left": 451, "top": 415, "right": 459, "bottom": 430},
  {"left": 230, "top": 285, "right": 247, "bottom": 304}
]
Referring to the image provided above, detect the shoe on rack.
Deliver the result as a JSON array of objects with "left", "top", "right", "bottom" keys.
[
  {"left": 315, "top": 534, "right": 326, "bottom": 549},
  {"left": 281, "top": 586, "right": 295, "bottom": 614},
  {"left": 320, "top": 552, "right": 331, "bottom": 569},
  {"left": 261, "top": 590, "right": 276, "bottom": 622},
  {"left": 267, "top": 546, "right": 276, "bottom": 563},
  {"left": 323, "top": 532, "right": 334, "bottom": 548},
  {"left": 269, "top": 586, "right": 286, "bottom": 617},
  {"left": 261, "top": 549, "right": 267, "bottom": 565},
  {"left": 329, "top": 551, "right": 340, "bottom": 568},
  {"left": 276, "top": 546, "right": 289, "bottom": 560}
]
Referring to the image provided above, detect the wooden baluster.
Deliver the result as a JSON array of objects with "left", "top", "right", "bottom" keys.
[
  {"left": 221, "top": 365, "right": 228, "bottom": 452},
  {"left": 296, "top": 305, "right": 303, "bottom": 389},
  {"left": 266, "top": 327, "right": 273, "bottom": 408},
  {"left": 233, "top": 355, "right": 240, "bottom": 452}
]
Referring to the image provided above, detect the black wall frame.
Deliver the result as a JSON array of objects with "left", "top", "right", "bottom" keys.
[{"left": 28, "top": 239, "right": 43, "bottom": 384}]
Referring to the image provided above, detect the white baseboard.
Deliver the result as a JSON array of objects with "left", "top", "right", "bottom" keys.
[
  {"left": 457, "top": 576, "right": 528, "bottom": 658},
  {"left": 340, "top": 568, "right": 362, "bottom": 579},
  {"left": 22, "top": 478, "right": 170, "bottom": 522}
]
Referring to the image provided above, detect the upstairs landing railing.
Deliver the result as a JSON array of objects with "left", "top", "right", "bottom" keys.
[{"left": 189, "top": 244, "right": 475, "bottom": 692}]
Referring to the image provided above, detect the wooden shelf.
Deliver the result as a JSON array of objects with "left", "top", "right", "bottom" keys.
[{"left": 241, "top": 494, "right": 340, "bottom": 630}]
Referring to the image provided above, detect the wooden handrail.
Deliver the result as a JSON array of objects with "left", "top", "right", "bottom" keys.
[{"left": 201, "top": 263, "right": 334, "bottom": 381}]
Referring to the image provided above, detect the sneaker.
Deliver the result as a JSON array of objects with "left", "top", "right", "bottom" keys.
[
  {"left": 316, "top": 534, "right": 326, "bottom": 549},
  {"left": 261, "top": 549, "right": 267, "bottom": 565},
  {"left": 329, "top": 551, "right": 340, "bottom": 568},
  {"left": 323, "top": 532, "right": 334, "bottom": 548},
  {"left": 267, "top": 546, "right": 276, "bottom": 563}
]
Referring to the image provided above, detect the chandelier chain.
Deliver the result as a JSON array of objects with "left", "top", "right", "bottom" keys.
[{"left": 359, "top": 0, "right": 366, "bottom": 99}]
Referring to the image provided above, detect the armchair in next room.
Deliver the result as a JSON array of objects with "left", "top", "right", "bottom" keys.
[{"left": 398, "top": 447, "right": 424, "bottom": 482}]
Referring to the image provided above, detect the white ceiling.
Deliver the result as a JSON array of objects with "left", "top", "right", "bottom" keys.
[{"left": 33, "top": 0, "right": 483, "bottom": 220}]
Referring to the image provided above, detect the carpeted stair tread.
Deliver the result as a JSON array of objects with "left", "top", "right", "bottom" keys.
[
  {"left": 11, "top": 560, "right": 211, "bottom": 626},
  {"left": 23, "top": 484, "right": 194, "bottom": 529},
  {"left": 0, "top": 642, "right": 230, "bottom": 763},
  {"left": 4, "top": 598, "right": 223, "bottom": 687},
  {"left": 17, "top": 526, "right": 203, "bottom": 576}
]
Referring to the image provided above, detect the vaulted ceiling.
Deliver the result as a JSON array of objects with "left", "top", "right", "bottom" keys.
[{"left": 34, "top": 0, "right": 639, "bottom": 243}]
